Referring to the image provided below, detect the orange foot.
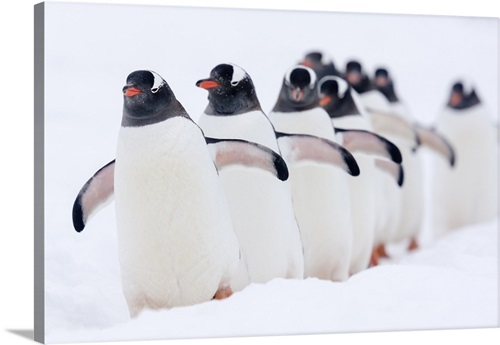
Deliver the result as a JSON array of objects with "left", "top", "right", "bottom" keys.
[
  {"left": 376, "top": 244, "right": 389, "bottom": 258},
  {"left": 369, "top": 250, "right": 379, "bottom": 267},
  {"left": 408, "top": 238, "right": 419, "bottom": 251},
  {"left": 213, "top": 286, "right": 233, "bottom": 300}
]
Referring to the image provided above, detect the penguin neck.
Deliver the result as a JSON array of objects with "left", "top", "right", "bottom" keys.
[
  {"left": 351, "top": 76, "right": 373, "bottom": 94},
  {"left": 272, "top": 88, "right": 318, "bottom": 113},
  {"left": 448, "top": 91, "right": 481, "bottom": 110},
  {"left": 377, "top": 83, "right": 399, "bottom": 103},
  {"left": 122, "top": 99, "right": 190, "bottom": 127},
  {"left": 323, "top": 91, "right": 361, "bottom": 118},
  {"left": 204, "top": 92, "right": 262, "bottom": 116}
]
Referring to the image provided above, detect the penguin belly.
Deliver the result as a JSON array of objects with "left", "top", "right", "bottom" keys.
[
  {"left": 393, "top": 142, "right": 424, "bottom": 243},
  {"left": 270, "top": 109, "right": 353, "bottom": 281},
  {"left": 332, "top": 116, "right": 376, "bottom": 275},
  {"left": 198, "top": 111, "right": 304, "bottom": 286},
  {"left": 359, "top": 107, "right": 403, "bottom": 251},
  {"left": 290, "top": 162, "right": 352, "bottom": 282},
  {"left": 386, "top": 102, "right": 424, "bottom": 245},
  {"left": 372, "top": 163, "right": 402, "bottom": 247},
  {"left": 432, "top": 106, "right": 498, "bottom": 236},
  {"left": 218, "top": 166, "right": 304, "bottom": 288},
  {"left": 114, "top": 118, "right": 239, "bottom": 316},
  {"left": 345, "top": 154, "right": 376, "bottom": 274}
]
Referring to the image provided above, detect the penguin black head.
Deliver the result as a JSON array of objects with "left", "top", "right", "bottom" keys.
[
  {"left": 318, "top": 76, "right": 360, "bottom": 117},
  {"left": 196, "top": 63, "right": 261, "bottom": 115},
  {"left": 299, "top": 50, "right": 340, "bottom": 79},
  {"left": 344, "top": 60, "right": 373, "bottom": 94},
  {"left": 374, "top": 68, "right": 389, "bottom": 86},
  {"left": 121, "top": 70, "right": 188, "bottom": 127},
  {"left": 345, "top": 60, "right": 363, "bottom": 85},
  {"left": 373, "top": 67, "right": 399, "bottom": 103},
  {"left": 447, "top": 81, "right": 481, "bottom": 110},
  {"left": 272, "top": 66, "right": 319, "bottom": 113}
]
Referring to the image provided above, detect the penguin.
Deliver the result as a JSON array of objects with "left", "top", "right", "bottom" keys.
[
  {"left": 342, "top": 61, "right": 424, "bottom": 260},
  {"left": 318, "top": 75, "right": 404, "bottom": 269},
  {"left": 195, "top": 63, "right": 305, "bottom": 289},
  {"left": 344, "top": 60, "right": 374, "bottom": 95},
  {"left": 299, "top": 50, "right": 342, "bottom": 80},
  {"left": 371, "top": 68, "right": 457, "bottom": 250},
  {"left": 72, "top": 70, "right": 291, "bottom": 317},
  {"left": 371, "top": 67, "right": 425, "bottom": 252},
  {"left": 268, "top": 65, "right": 358, "bottom": 281},
  {"left": 431, "top": 81, "right": 498, "bottom": 237}
]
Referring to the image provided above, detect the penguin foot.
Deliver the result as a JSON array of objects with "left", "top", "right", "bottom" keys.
[
  {"left": 369, "top": 250, "right": 379, "bottom": 267},
  {"left": 376, "top": 244, "right": 389, "bottom": 258},
  {"left": 408, "top": 238, "right": 419, "bottom": 251},
  {"left": 213, "top": 286, "right": 233, "bottom": 300}
]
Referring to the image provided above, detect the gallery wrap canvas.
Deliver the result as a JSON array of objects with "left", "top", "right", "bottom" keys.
[{"left": 34, "top": 1, "right": 499, "bottom": 344}]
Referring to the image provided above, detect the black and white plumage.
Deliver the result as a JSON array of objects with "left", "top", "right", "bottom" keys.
[
  {"left": 72, "top": 70, "right": 293, "bottom": 317},
  {"left": 269, "top": 65, "right": 358, "bottom": 281},
  {"left": 431, "top": 81, "right": 498, "bottom": 237}
]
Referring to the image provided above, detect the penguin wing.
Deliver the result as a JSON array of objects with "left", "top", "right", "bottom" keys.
[
  {"left": 374, "top": 159, "right": 404, "bottom": 187},
  {"left": 369, "top": 112, "right": 420, "bottom": 149},
  {"left": 205, "top": 137, "right": 289, "bottom": 181},
  {"left": 335, "top": 128, "right": 403, "bottom": 164},
  {"left": 275, "top": 132, "right": 360, "bottom": 176},
  {"left": 415, "top": 125, "right": 456, "bottom": 167},
  {"left": 72, "top": 160, "right": 115, "bottom": 232}
]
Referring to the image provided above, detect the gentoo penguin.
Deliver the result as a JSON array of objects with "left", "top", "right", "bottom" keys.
[
  {"left": 371, "top": 67, "right": 425, "bottom": 252},
  {"left": 318, "top": 76, "right": 404, "bottom": 270},
  {"left": 268, "top": 65, "right": 359, "bottom": 281},
  {"left": 195, "top": 63, "right": 305, "bottom": 289},
  {"left": 431, "top": 81, "right": 498, "bottom": 237},
  {"left": 371, "top": 68, "right": 457, "bottom": 249},
  {"left": 72, "top": 70, "right": 291, "bottom": 317},
  {"left": 344, "top": 60, "right": 374, "bottom": 95},
  {"left": 299, "top": 50, "right": 342, "bottom": 80}
]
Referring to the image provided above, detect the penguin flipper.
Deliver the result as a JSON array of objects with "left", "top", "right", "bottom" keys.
[
  {"left": 72, "top": 160, "right": 115, "bottom": 232},
  {"left": 369, "top": 112, "right": 420, "bottom": 149},
  {"left": 374, "top": 159, "right": 404, "bottom": 187},
  {"left": 335, "top": 128, "right": 403, "bottom": 164},
  {"left": 205, "top": 137, "right": 289, "bottom": 181},
  {"left": 415, "top": 125, "right": 456, "bottom": 167},
  {"left": 275, "top": 132, "right": 360, "bottom": 176}
]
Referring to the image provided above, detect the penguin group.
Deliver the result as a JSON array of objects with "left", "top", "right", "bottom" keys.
[{"left": 71, "top": 49, "right": 498, "bottom": 317}]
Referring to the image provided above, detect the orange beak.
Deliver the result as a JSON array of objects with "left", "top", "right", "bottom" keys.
[
  {"left": 319, "top": 95, "right": 332, "bottom": 107},
  {"left": 196, "top": 79, "right": 221, "bottom": 89},
  {"left": 124, "top": 87, "right": 142, "bottom": 97},
  {"left": 300, "top": 59, "right": 314, "bottom": 68},
  {"left": 292, "top": 88, "right": 304, "bottom": 102}
]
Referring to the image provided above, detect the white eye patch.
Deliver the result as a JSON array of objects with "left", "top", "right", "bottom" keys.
[
  {"left": 319, "top": 76, "right": 348, "bottom": 98},
  {"left": 320, "top": 52, "right": 332, "bottom": 66},
  {"left": 149, "top": 70, "right": 167, "bottom": 93},
  {"left": 285, "top": 65, "right": 317, "bottom": 89},
  {"left": 229, "top": 63, "right": 247, "bottom": 86}
]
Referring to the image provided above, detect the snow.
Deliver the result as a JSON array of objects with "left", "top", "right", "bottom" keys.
[
  {"left": 45, "top": 219, "right": 498, "bottom": 343},
  {"left": 41, "top": 2, "right": 499, "bottom": 344}
]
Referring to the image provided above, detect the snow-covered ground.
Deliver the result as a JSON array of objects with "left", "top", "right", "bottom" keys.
[
  {"left": 41, "top": 2, "right": 498, "bottom": 344},
  {"left": 46, "top": 218, "right": 498, "bottom": 344}
]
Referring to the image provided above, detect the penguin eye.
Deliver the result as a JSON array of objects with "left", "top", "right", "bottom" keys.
[
  {"left": 151, "top": 87, "right": 160, "bottom": 93},
  {"left": 231, "top": 81, "right": 239, "bottom": 86}
]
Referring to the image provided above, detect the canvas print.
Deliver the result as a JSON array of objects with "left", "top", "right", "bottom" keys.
[{"left": 34, "top": 2, "right": 499, "bottom": 343}]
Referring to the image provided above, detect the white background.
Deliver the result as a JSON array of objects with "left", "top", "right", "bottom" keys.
[{"left": 0, "top": 1, "right": 499, "bottom": 345}]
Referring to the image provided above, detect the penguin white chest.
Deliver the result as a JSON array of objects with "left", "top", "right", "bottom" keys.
[{"left": 114, "top": 117, "right": 238, "bottom": 312}]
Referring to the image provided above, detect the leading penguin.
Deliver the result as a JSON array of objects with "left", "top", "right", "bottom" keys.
[{"left": 72, "top": 70, "right": 290, "bottom": 317}]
